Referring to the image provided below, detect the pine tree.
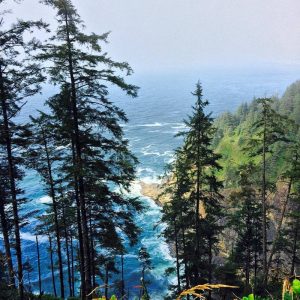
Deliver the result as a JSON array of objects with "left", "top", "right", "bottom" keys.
[
  {"left": 138, "top": 246, "right": 152, "bottom": 300},
  {"left": 0, "top": 158, "right": 15, "bottom": 287},
  {"left": 281, "top": 143, "right": 300, "bottom": 277},
  {"left": 177, "top": 82, "right": 223, "bottom": 285},
  {"left": 266, "top": 138, "right": 300, "bottom": 281},
  {"left": 25, "top": 113, "right": 66, "bottom": 297},
  {"left": 35, "top": 235, "right": 42, "bottom": 296},
  {"left": 48, "top": 235, "right": 57, "bottom": 297},
  {"left": 162, "top": 82, "right": 223, "bottom": 296},
  {"left": 246, "top": 97, "right": 289, "bottom": 287},
  {"left": 286, "top": 193, "right": 300, "bottom": 276},
  {"left": 23, "top": 258, "right": 33, "bottom": 294},
  {"left": 229, "top": 163, "right": 263, "bottom": 293},
  {"left": 161, "top": 148, "right": 194, "bottom": 296},
  {"left": 35, "top": 0, "right": 142, "bottom": 297},
  {"left": 0, "top": 4, "right": 47, "bottom": 297}
]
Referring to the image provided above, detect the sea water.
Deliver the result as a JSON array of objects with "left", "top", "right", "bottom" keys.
[{"left": 2, "top": 66, "right": 300, "bottom": 299}]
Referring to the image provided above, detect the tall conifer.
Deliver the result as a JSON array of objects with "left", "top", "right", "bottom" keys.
[
  {"left": 36, "top": 1, "right": 142, "bottom": 297},
  {"left": 246, "top": 98, "right": 289, "bottom": 287},
  {"left": 163, "top": 82, "right": 223, "bottom": 296},
  {"left": 0, "top": 3, "right": 46, "bottom": 297}
]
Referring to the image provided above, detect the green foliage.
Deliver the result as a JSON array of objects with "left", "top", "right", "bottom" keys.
[
  {"left": 0, "top": 1, "right": 48, "bottom": 298},
  {"left": 162, "top": 82, "right": 224, "bottom": 296},
  {"left": 229, "top": 163, "right": 262, "bottom": 292},
  {"left": 0, "top": 287, "right": 19, "bottom": 300},
  {"left": 138, "top": 247, "right": 152, "bottom": 300},
  {"left": 284, "top": 292, "right": 293, "bottom": 300},
  {"left": 214, "top": 81, "right": 300, "bottom": 187},
  {"left": 242, "top": 295, "right": 254, "bottom": 300},
  {"left": 293, "top": 279, "right": 300, "bottom": 294}
]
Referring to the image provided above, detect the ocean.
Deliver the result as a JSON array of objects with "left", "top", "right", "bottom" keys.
[{"left": 3, "top": 65, "right": 300, "bottom": 299}]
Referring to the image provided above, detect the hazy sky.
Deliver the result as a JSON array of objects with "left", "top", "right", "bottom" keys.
[{"left": 5, "top": 0, "right": 300, "bottom": 72}]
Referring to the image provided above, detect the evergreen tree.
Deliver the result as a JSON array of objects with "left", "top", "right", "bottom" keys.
[
  {"left": 48, "top": 235, "right": 57, "bottom": 297},
  {"left": 229, "top": 163, "right": 263, "bottom": 294},
  {"left": 23, "top": 258, "right": 33, "bottom": 294},
  {"left": 0, "top": 157, "right": 14, "bottom": 287},
  {"left": 177, "top": 82, "right": 223, "bottom": 285},
  {"left": 161, "top": 148, "right": 194, "bottom": 297},
  {"left": 35, "top": 235, "right": 42, "bottom": 296},
  {"left": 285, "top": 191, "right": 300, "bottom": 276},
  {"left": 246, "top": 97, "right": 289, "bottom": 287},
  {"left": 162, "top": 82, "right": 223, "bottom": 296},
  {"left": 138, "top": 246, "right": 152, "bottom": 300},
  {"left": 266, "top": 139, "right": 300, "bottom": 281},
  {"left": 0, "top": 3, "right": 47, "bottom": 297},
  {"left": 0, "top": 251, "right": 18, "bottom": 300},
  {"left": 281, "top": 144, "right": 300, "bottom": 277},
  {"left": 34, "top": 0, "right": 142, "bottom": 297},
  {"left": 25, "top": 113, "right": 66, "bottom": 297}
]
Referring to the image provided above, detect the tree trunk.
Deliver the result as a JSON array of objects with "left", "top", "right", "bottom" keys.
[
  {"left": 174, "top": 220, "right": 181, "bottom": 293},
  {"left": 290, "top": 225, "right": 298, "bottom": 276},
  {"left": 245, "top": 245, "right": 250, "bottom": 289},
  {"left": 105, "top": 264, "right": 109, "bottom": 300},
  {"left": 89, "top": 217, "right": 96, "bottom": 288},
  {"left": 62, "top": 205, "right": 73, "bottom": 297},
  {"left": 67, "top": 98, "right": 85, "bottom": 298},
  {"left": 72, "top": 140, "right": 85, "bottom": 299},
  {"left": 254, "top": 227, "right": 259, "bottom": 294},
  {"left": 49, "top": 235, "right": 57, "bottom": 297},
  {"left": 62, "top": 6, "right": 91, "bottom": 297},
  {"left": 41, "top": 128, "right": 65, "bottom": 298},
  {"left": 181, "top": 222, "right": 189, "bottom": 294},
  {"left": 262, "top": 108, "right": 267, "bottom": 288},
  {"left": 266, "top": 179, "right": 292, "bottom": 281},
  {"left": 0, "top": 188, "right": 15, "bottom": 287},
  {"left": 70, "top": 234, "right": 75, "bottom": 296},
  {"left": 195, "top": 129, "right": 201, "bottom": 278},
  {"left": 245, "top": 212, "right": 251, "bottom": 290},
  {"left": 36, "top": 235, "right": 42, "bottom": 297},
  {"left": 121, "top": 253, "right": 125, "bottom": 299}
]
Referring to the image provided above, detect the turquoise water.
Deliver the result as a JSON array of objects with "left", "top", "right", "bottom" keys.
[{"left": 2, "top": 66, "right": 300, "bottom": 299}]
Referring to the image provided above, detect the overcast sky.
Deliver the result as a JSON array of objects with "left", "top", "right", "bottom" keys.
[{"left": 5, "top": 0, "right": 300, "bottom": 72}]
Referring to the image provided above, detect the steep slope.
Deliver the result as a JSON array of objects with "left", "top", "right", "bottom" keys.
[{"left": 214, "top": 80, "right": 300, "bottom": 187}]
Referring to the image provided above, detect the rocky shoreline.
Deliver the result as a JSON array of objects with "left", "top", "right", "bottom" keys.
[{"left": 140, "top": 180, "right": 170, "bottom": 206}]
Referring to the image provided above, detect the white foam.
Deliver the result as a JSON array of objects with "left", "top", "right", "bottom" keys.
[
  {"left": 56, "top": 145, "right": 69, "bottom": 150},
  {"left": 148, "top": 130, "right": 161, "bottom": 133},
  {"left": 126, "top": 181, "right": 143, "bottom": 197},
  {"left": 158, "top": 241, "right": 173, "bottom": 261},
  {"left": 124, "top": 253, "right": 138, "bottom": 259},
  {"left": 130, "top": 137, "right": 141, "bottom": 142},
  {"left": 38, "top": 195, "right": 52, "bottom": 204},
  {"left": 166, "top": 155, "right": 175, "bottom": 164},
  {"left": 136, "top": 167, "right": 156, "bottom": 175},
  {"left": 171, "top": 123, "right": 187, "bottom": 130},
  {"left": 138, "top": 122, "right": 165, "bottom": 127},
  {"left": 141, "top": 146, "right": 174, "bottom": 158},
  {"left": 21, "top": 232, "right": 48, "bottom": 243}
]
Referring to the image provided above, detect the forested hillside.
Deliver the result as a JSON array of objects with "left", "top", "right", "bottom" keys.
[
  {"left": 161, "top": 81, "right": 300, "bottom": 300},
  {"left": 214, "top": 80, "right": 300, "bottom": 187}
]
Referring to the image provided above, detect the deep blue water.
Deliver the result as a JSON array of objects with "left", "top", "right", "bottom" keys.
[{"left": 2, "top": 66, "right": 300, "bottom": 299}]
